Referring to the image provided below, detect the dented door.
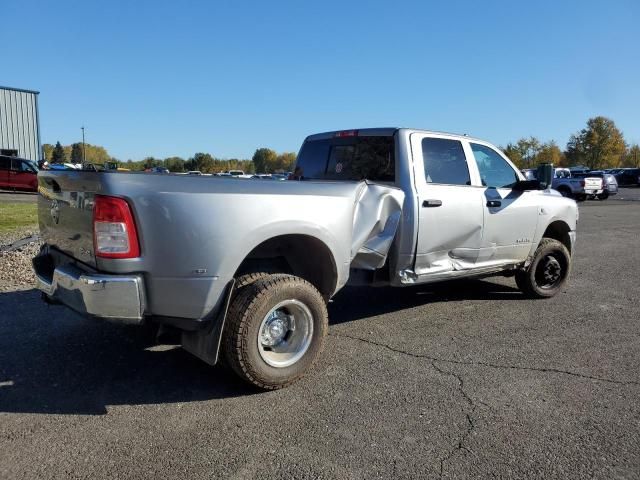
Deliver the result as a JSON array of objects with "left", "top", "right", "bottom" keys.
[{"left": 410, "top": 133, "right": 485, "bottom": 277}]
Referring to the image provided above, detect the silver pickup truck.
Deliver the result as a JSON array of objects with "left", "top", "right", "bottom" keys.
[{"left": 33, "top": 128, "right": 578, "bottom": 389}]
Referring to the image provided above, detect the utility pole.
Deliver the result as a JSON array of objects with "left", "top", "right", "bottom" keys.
[{"left": 81, "top": 126, "right": 86, "bottom": 164}]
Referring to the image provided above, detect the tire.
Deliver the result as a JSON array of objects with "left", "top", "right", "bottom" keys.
[
  {"left": 515, "top": 238, "right": 571, "bottom": 298},
  {"left": 222, "top": 274, "right": 328, "bottom": 390},
  {"left": 234, "top": 271, "right": 272, "bottom": 289},
  {"left": 558, "top": 187, "right": 572, "bottom": 198},
  {"left": 597, "top": 192, "right": 609, "bottom": 200}
]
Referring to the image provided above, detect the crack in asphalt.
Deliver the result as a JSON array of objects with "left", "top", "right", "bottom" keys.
[
  {"left": 331, "top": 331, "right": 639, "bottom": 478},
  {"left": 430, "top": 361, "right": 476, "bottom": 479},
  {"left": 330, "top": 332, "right": 640, "bottom": 387}
]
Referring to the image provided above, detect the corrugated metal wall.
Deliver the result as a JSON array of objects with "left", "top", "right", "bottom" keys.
[{"left": 0, "top": 86, "right": 41, "bottom": 161}]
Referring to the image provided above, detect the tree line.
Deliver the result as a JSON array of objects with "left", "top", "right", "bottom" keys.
[
  {"left": 42, "top": 116, "right": 640, "bottom": 173},
  {"left": 41, "top": 142, "right": 297, "bottom": 174},
  {"left": 502, "top": 116, "right": 640, "bottom": 170}
]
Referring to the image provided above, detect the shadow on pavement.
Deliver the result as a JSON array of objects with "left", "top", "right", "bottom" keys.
[
  {"left": 328, "top": 278, "right": 523, "bottom": 325},
  {"left": 0, "top": 289, "right": 254, "bottom": 415},
  {"left": 0, "top": 279, "right": 521, "bottom": 415}
]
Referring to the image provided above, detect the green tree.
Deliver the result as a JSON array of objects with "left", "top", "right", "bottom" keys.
[
  {"left": 537, "top": 141, "right": 566, "bottom": 167},
  {"left": 164, "top": 156, "right": 186, "bottom": 172},
  {"left": 275, "top": 152, "right": 297, "bottom": 172},
  {"left": 565, "top": 116, "right": 626, "bottom": 169},
  {"left": 143, "top": 157, "right": 162, "bottom": 169},
  {"left": 252, "top": 148, "right": 278, "bottom": 173},
  {"left": 70, "top": 143, "right": 83, "bottom": 164},
  {"left": 51, "top": 141, "right": 66, "bottom": 164},
  {"left": 187, "top": 152, "right": 215, "bottom": 173},
  {"left": 621, "top": 144, "right": 640, "bottom": 167},
  {"left": 502, "top": 144, "right": 524, "bottom": 168}
]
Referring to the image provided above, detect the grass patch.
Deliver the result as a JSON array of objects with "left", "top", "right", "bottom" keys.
[{"left": 0, "top": 202, "right": 38, "bottom": 233}]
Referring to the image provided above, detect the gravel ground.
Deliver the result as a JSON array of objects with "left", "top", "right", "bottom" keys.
[{"left": 0, "top": 227, "right": 42, "bottom": 292}]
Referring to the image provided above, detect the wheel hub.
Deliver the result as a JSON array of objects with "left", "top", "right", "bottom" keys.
[
  {"left": 260, "top": 312, "right": 292, "bottom": 347},
  {"left": 257, "top": 300, "right": 313, "bottom": 368},
  {"left": 542, "top": 257, "right": 562, "bottom": 284}
]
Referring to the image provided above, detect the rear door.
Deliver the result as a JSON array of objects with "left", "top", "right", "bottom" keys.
[
  {"left": 468, "top": 142, "right": 539, "bottom": 264},
  {"left": 409, "top": 133, "right": 485, "bottom": 276}
]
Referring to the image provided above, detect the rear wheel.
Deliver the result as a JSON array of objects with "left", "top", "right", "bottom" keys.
[
  {"left": 597, "top": 192, "right": 609, "bottom": 200},
  {"left": 222, "top": 274, "right": 328, "bottom": 390},
  {"left": 515, "top": 238, "right": 571, "bottom": 298},
  {"left": 557, "top": 187, "right": 572, "bottom": 198}
]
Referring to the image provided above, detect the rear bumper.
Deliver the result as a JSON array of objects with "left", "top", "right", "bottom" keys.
[{"left": 34, "top": 252, "right": 146, "bottom": 324}]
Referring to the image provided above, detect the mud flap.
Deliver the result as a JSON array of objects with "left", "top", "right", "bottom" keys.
[{"left": 350, "top": 182, "right": 405, "bottom": 270}]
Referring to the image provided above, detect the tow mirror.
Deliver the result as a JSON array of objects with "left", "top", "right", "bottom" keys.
[{"left": 536, "top": 163, "right": 554, "bottom": 190}]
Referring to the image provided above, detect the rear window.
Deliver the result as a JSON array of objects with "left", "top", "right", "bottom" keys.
[{"left": 295, "top": 136, "right": 395, "bottom": 182}]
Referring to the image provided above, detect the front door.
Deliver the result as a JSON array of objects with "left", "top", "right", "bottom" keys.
[
  {"left": 10, "top": 158, "right": 37, "bottom": 189},
  {"left": 410, "top": 133, "right": 485, "bottom": 278},
  {"left": 468, "top": 142, "right": 539, "bottom": 265}
]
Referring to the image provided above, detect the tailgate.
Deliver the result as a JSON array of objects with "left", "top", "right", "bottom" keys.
[
  {"left": 37, "top": 170, "right": 101, "bottom": 267},
  {"left": 583, "top": 177, "right": 603, "bottom": 190}
]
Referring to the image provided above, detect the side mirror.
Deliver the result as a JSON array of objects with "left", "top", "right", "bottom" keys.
[
  {"left": 513, "top": 179, "right": 541, "bottom": 191},
  {"left": 536, "top": 163, "right": 554, "bottom": 190}
]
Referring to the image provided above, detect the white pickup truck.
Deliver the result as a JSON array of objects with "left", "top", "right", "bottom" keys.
[
  {"left": 522, "top": 167, "right": 604, "bottom": 200},
  {"left": 34, "top": 128, "right": 578, "bottom": 389}
]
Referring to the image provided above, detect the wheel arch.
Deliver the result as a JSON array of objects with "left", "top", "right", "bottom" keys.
[
  {"left": 542, "top": 220, "right": 572, "bottom": 254},
  {"left": 234, "top": 234, "right": 338, "bottom": 299}
]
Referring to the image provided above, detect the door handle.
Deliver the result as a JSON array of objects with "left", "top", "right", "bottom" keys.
[
  {"left": 422, "top": 199, "right": 442, "bottom": 208},
  {"left": 486, "top": 200, "right": 501, "bottom": 207}
]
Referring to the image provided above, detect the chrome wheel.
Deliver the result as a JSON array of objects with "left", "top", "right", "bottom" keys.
[{"left": 257, "top": 299, "right": 314, "bottom": 368}]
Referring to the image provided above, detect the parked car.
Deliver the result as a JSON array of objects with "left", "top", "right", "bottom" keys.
[
  {"left": 0, "top": 155, "right": 39, "bottom": 191},
  {"left": 145, "top": 167, "right": 170, "bottom": 174},
  {"left": 586, "top": 171, "right": 618, "bottom": 199},
  {"left": 251, "top": 174, "right": 275, "bottom": 180},
  {"left": 186, "top": 170, "right": 202, "bottom": 175},
  {"left": 33, "top": 128, "right": 578, "bottom": 390},
  {"left": 570, "top": 172, "right": 607, "bottom": 199},
  {"left": 521, "top": 167, "right": 593, "bottom": 201},
  {"left": 614, "top": 168, "right": 640, "bottom": 187}
]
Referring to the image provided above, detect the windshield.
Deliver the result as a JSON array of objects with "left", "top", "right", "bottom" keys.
[{"left": 295, "top": 135, "right": 395, "bottom": 182}]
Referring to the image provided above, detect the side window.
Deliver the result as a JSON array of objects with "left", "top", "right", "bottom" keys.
[
  {"left": 471, "top": 143, "right": 519, "bottom": 188},
  {"left": 0, "top": 157, "right": 10, "bottom": 171},
  {"left": 421, "top": 138, "right": 470, "bottom": 186}
]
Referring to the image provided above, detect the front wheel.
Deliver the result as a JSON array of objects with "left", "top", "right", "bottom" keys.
[
  {"left": 515, "top": 238, "right": 571, "bottom": 298},
  {"left": 222, "top": 274, "right": 328, "bottom": 390}
]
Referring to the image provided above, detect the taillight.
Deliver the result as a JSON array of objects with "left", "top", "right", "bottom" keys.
[
  {"left": 93, "top": 195, "right": 140, "bottom": 258},
  {"left": 580, "top": 180, "right": 585, "bottom": 187}
]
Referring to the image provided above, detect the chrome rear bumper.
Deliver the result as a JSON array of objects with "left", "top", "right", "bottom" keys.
[{"left": 35, "top": 261, "right": 146, "bottom": 324}]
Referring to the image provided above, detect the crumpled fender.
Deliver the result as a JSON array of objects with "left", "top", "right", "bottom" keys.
[{"left": 350, "top": 181, "right": 405, "bottom": 270}]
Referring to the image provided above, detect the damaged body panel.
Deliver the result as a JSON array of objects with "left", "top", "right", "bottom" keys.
[{"left": 350, "top": 182, "right": 405, "bottom": 270}]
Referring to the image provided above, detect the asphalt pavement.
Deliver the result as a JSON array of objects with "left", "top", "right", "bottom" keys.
[{"left": 0, "top": 199, "right": 639, "bottom": 479}]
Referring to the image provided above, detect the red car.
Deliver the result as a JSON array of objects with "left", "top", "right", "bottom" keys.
[{"left": 0, "top": 155, "right": 39, "bottom": 191}]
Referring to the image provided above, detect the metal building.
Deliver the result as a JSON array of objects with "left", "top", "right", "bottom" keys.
[{"left": 0, "top": 85, "right": 42, "bottom": 162}]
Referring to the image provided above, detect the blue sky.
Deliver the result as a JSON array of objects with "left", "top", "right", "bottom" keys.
[{"left": 2, "top": 0, "right": 639, "bottom": 160}]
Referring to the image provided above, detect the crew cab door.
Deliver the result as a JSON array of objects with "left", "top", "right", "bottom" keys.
[
  {"left": 410, "top": 133, "right": 485, "bottom": 277},
  {"left": 467, "top": 142, "right": 539, "bottom": 265}
]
